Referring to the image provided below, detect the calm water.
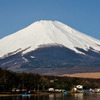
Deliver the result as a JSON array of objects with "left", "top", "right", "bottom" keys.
[{"left": 1, "top": 93, "right": 100, "bottom": 100}]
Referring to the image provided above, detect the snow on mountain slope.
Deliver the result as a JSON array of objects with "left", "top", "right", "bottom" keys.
[{"left": 0, "top": 20, "right": 100, "bottom": 58}]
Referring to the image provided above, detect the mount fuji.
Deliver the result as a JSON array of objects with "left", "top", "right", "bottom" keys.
[{"left": 0, "top": 20, "right": 100, "bottom": 75}]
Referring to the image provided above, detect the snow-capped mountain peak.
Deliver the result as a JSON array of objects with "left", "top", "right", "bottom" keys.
[{"left": 0, "top": 20, "right": 100, "bottom": 58}]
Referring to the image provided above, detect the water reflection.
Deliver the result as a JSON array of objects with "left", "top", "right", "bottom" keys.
[
  {"left": 22, "top": 96, "right": 31, "bottom": 100},
  {"left": 49, "top": 94, "right": 64, "bottom": 100},
  {"left": 49, "top": 94, "right": 54, "bottom": 100},
  {"left": 1, "top": 93, "right": 100, "bottom": 100},
  {"left": 74, "top": 93, "right": 83, "bottom": 100}
]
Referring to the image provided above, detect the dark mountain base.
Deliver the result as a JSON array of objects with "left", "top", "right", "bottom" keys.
[
  {"left": 0, "top": 45, "right": 100, "bottom": 75},
  {"left": 7, "top": 66, "right": 100, "bottom": 75}
]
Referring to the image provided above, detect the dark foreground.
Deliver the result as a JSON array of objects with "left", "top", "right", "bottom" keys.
[{"left": 0, "top": 93, "right": 100, "bottom": 100}]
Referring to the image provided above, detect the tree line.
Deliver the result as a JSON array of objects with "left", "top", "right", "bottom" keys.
[{"left": 0, "top": 67, "right": 100, "bottom": 93}]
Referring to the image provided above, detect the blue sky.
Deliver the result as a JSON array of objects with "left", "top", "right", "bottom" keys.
[{"left": 0, "top": 0, "right": 100, "bottom": 40}]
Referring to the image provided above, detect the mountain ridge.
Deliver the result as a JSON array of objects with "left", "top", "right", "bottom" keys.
[
  {"left": 0, "top": 20, "right": 100, "bottom": 75},
  {"left": 0, "top": 20, "right": 100, "bottom": 58}
]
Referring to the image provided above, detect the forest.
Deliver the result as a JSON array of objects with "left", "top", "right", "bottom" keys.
[{"left": 0, "top": 67, "right": 100, "bottom": 93}]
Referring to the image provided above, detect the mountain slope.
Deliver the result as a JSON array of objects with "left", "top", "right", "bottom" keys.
[
  {"left": 0, "top": 20, "right": 100, "bottom": 75},
  {"left": 0, "top": 20, "right": 100, "bottom": 58}
]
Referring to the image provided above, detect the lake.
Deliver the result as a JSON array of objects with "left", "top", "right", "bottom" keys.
[{"left": 1, "top": 93, "right": 100, "bottom": 100}]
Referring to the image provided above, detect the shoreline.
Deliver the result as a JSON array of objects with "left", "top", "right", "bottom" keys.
[
  {"left": 0, "top": 92, "right": 64, "bottom": 97},
  {"left": 1, "top": 91, "right": 100, "bottom": 97}
]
